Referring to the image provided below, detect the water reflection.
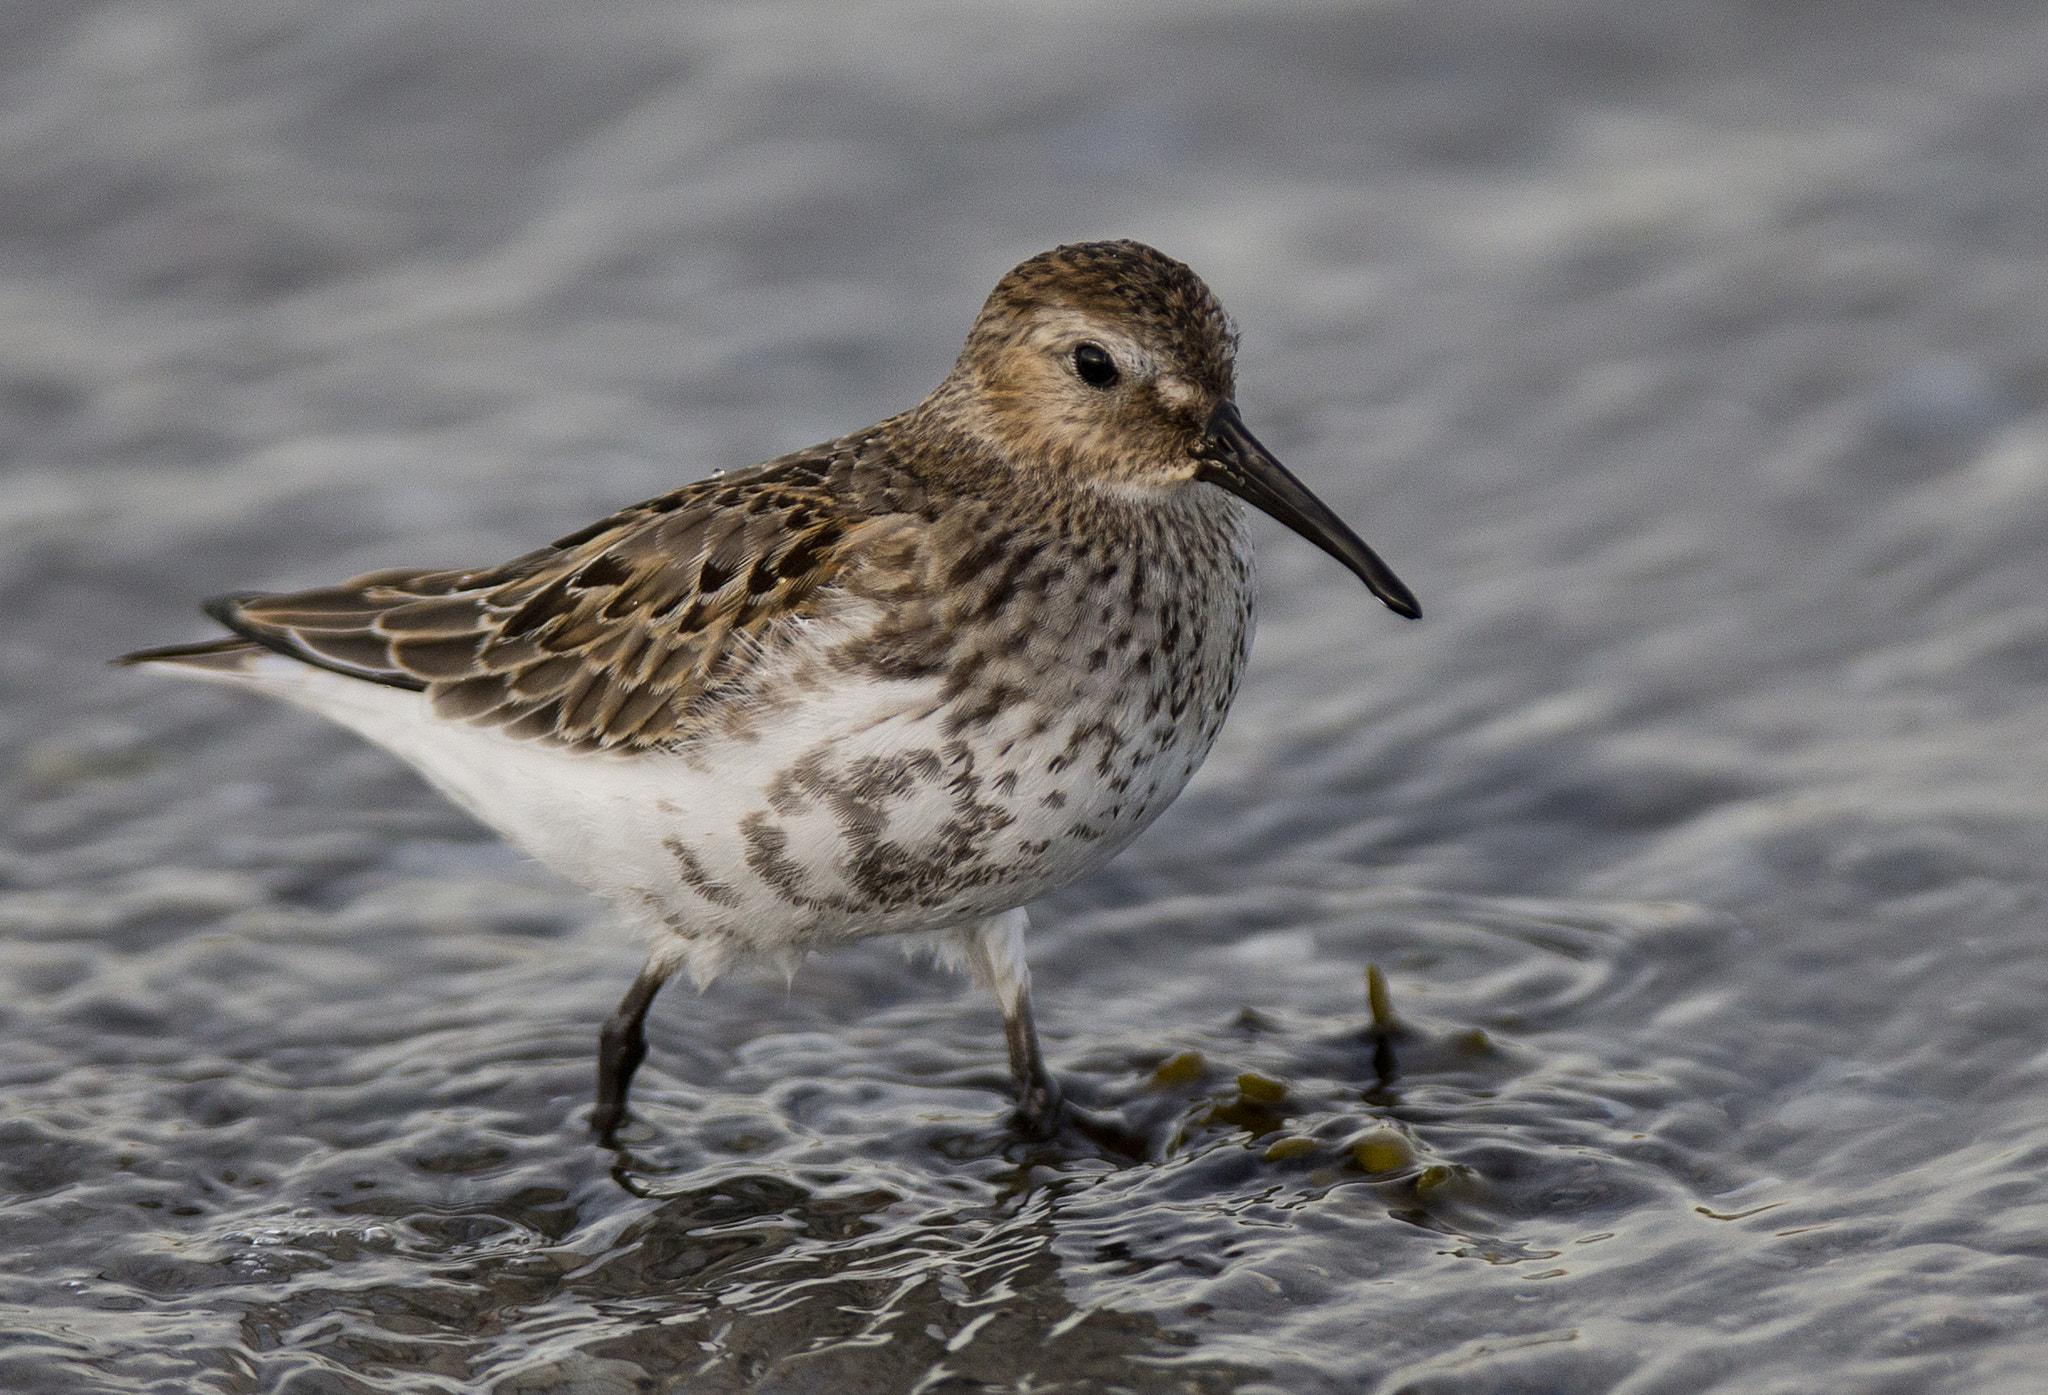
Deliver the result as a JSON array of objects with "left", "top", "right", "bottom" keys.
[
  {"left": 231, "top": 1163, "right": 1269, "bottom": 1392},
  {"left": 215, "top": 908, "right": 1711, "bottom": 1389}
]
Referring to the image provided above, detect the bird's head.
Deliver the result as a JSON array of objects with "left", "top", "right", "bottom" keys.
[{"left": 936, "top": 239, "right": 1419, "bottom": 619}]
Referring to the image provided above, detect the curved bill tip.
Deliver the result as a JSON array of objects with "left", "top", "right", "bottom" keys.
[{"left": 1195, "top": 401, "right": 1421, "bottom": 619}]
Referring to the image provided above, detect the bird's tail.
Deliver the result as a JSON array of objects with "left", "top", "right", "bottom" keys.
[{"left": 113, "top": 637, "right": 262, "bottom": 675}]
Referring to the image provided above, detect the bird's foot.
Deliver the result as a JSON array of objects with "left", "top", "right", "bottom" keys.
[
  {"left": 1012, "top": 1077, "right": 1065, "bottom": 1141},
  {"left": 1010, "top": 1082, "right": 1150, "bottom": 1161}
]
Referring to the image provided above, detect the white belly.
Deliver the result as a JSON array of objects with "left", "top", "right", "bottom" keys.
[{"left": 204, "top": 651, "right": 1212, "bottom": 985}]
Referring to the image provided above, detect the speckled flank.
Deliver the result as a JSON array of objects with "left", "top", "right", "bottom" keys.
[{"left": 661, "top": 836, "right": 743, "bottom": 909}]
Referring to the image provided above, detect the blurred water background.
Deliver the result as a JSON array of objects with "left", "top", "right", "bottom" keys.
[{"left": 6, "top": 1, "right": 2048, "bottom": 1390}]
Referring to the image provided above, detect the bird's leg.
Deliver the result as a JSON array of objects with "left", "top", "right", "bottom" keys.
[
  {"left": 1000, "top": 983, "right": 1062, "bottom": 1134},
  {"left": 956, "top": 908, "right": 1063, "bottom": 1135},
  {"left": 593, "top": 956, "right": 674, "bottom": 1146}
]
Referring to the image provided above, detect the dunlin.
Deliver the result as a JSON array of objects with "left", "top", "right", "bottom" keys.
[{"left": 121, "top": 240, "right": 1419, "bottom": 1143}]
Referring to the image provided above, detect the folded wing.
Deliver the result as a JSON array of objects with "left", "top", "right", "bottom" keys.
[{"left": 148, "top": 460, "right": 868, "bottom": 752}]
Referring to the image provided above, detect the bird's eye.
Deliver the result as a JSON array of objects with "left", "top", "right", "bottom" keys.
[{"left": 1072, "top": 342, "right": 1120, "bottom": 389}]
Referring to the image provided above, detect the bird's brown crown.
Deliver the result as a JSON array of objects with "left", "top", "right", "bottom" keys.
[{"left": 918, "top": 240, "right": 1241, "bottom": 491}]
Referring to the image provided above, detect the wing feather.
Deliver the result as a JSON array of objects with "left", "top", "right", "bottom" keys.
[{"left": 195, "top": 436, "right": 922, "bottom": 750}]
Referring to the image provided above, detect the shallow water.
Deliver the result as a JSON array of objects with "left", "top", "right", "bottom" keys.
[{"left": 7, "top": 1, "right": 2048, "bottom": 1390}]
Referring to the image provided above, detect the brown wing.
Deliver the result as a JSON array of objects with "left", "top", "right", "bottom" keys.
[{"left": 209, "top": 438, "right": 926, "bottom": 751}]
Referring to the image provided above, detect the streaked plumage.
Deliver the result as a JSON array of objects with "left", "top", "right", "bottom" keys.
[{"left": 121, "top": 240, "right": 1418, "bottom": 1144}]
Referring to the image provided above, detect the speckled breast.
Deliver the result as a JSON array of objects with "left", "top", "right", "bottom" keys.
[{"left": 689, "top": 484, "right": 1257, "bottom": 944}]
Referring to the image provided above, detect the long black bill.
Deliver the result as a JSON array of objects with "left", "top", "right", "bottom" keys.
[{"left": 1194, "top": 400, "right": 1421, "bottom": 619}]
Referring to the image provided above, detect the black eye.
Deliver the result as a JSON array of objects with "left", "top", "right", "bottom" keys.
[{"left": 1073, "top": 342, "right": 1120, "bottom": 389}]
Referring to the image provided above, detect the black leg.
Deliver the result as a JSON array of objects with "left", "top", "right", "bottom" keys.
[
  {"left": 593, "top": 958, "right": 673, "bottom": 1145},
  {"left": 953, "top": 911, "right": 1064, "bottom": 1137},
  {"left": 1000, "top": 986, "right": 1063, "bottom": 1137}
]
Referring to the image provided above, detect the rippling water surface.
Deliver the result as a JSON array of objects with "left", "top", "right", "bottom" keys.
[{"left": 7, "top": 2, "right": 2048, "bottom": 1390}]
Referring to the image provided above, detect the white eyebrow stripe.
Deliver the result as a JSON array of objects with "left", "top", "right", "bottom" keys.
[{"left": 1021, "top": 309, "right": 1160, "bottom": 380}]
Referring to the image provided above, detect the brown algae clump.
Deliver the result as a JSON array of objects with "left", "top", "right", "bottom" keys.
[
  {"left": 1235, "top": 1072, "right": 1287, "bottom": 1104},
  {"left": 1151, "top": 1051, "right": 1207, "bottom": 1087},
  {"left": 1200, "top": 1072, "right": 1293, "bottom": 1137},
  {"left": 1349, "top": 1128, "right": 1415, "bottom": 1174}
]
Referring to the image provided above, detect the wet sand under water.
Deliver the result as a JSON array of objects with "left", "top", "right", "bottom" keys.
[{"left": 6, "top": 2, "right": 2048, "bottom": 1390}]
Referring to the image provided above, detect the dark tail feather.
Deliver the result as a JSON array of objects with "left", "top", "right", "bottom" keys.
[
  {"left": 115, "top": 592, "right": 276, "bottom": 667},
  {"left": 196, "top": 589, "right": 425, "bottom": 691},
  {"left": 113, "top": 636, "right": 258, "bottom": 667}
]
